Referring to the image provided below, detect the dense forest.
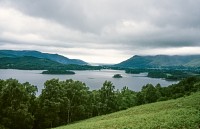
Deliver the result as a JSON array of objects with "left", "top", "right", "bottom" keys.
[
  {"left": 42, "top": 70, "right": 75, "bottom": 74},
  {"left": 0, "top": 77, "right": 200, "bottom": 129},
  {"left": 125, "top": 68, "right": 200, "bottom": 80},
  {"left": 0, "top": 56, "right": 102, "bottom": 70}
]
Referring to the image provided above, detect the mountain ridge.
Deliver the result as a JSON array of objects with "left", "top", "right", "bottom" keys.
[
  {"left": 115, "top": 55, "right": 200, "bottom": 68},
  {"left": 0, "top": 50, "right": 88, "bottom": 65}
]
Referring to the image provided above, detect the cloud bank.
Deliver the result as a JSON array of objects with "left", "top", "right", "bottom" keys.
[{"left": 0, "top": 0, "right": 200, "bottom": 63}]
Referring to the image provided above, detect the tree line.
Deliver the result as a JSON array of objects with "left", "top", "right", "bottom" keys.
[{"left": 0, "top": 76, "right": 200, "bottom": 129}]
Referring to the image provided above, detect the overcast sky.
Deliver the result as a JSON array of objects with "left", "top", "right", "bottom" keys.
[{"left": 0, "top": 0, "right": 200, "bottom": 64}]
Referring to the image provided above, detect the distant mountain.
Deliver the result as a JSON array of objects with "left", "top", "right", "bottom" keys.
[
  {"left": 0, "top": 56, "right": 65, "bottom": 70},
  {"left": 0, "top": 56, "right": 102, "bottom": 70},
  {"left": 115, "top": 55, "right": 200, "bottom": 68},
  {"left": 0, "top": 50, "right": 87, "bottom": 65}
]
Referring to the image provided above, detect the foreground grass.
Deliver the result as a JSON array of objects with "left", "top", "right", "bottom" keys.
[{"left": 55, "top": 92, "right": 200, "bottom": 129}]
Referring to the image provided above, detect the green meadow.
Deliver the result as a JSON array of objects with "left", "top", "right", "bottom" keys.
[{"left": 55, "top": 92, "right": 200, "bottom": 129}]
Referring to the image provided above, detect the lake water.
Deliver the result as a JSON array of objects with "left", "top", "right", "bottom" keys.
[{"left": 0, "top": 69, "right": 178, "bottom": 95}]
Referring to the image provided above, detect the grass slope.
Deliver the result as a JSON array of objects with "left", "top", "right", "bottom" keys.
[{"left": 55, "top": 92, "right": 200, "bottom": 129}]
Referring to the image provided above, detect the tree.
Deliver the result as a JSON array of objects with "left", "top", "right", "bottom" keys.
[
  {"left": 35, "top": 79, "right": 63, "bottom": 128},
  {"left": 136, "top": 91, "right": 144, "bottom": 105},
  {"left": 88, "top": 90, "right": 101, "bottom": 116},
  {"left": 99, "top": 81, "right": 117, "bottom": 114},
  {"left": 35, "top": 79, "right": 90, "bottom": 129},
  {"left": 117, "top": 86, "right": 137, "bottom": 110},
  {"left": 141, "top": 84, "right": 159, "bottom": 103},
  {"left": 61, "top": 79, "right": 90, "bottom": 122},
  {"left": 0, "top": 79, "right": 37, "bottom": 129}
]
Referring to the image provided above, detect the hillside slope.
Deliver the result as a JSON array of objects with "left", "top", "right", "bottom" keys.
[
  {"left": 55, "top": 92, "right": 200, "bottom": 129},
  {"left": 0, "top": 56, "right": 65, "bottom": 70},
  {"left": 0, "top": 56, "right": 102, "bottom": 70},
  {"left": 0, "top": 50, "right": 87, "bottom": 65},
  {"left": 116, "top": 55, "right": 200, "bottom": 68}
]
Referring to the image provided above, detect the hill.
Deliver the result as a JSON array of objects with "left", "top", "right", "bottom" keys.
[
  {"left": 0, "top": 56, "right": 102, "bottom": 70},
  {"left": 54, "top": 92, "right": 200, "bottom": 129},
  {"left": 115, "top": 55, "right": 200, "bottom": 68},
  {"left": 0, "top": 56, "right": 65, "bottom": 70},
  {"left": 0, "top": 50, "right": 87, "bottom": 65}
]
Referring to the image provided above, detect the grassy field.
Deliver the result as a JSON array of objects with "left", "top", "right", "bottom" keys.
[{"left": 55, "top": 92, "right": 200, "bottom": 129}]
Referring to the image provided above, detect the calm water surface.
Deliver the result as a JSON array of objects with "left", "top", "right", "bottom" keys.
[{"left": 0, "top": 69, "right": 178, "bottom": 95}]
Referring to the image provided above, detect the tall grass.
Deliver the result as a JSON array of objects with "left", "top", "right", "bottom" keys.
[{"left": 55, "top": 92, "right": 200, "bottom": 129}]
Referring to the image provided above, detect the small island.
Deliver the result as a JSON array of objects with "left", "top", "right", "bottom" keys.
[
  {"left": 113, "top": 74, "right": 123, "bottom": 78},
  {"left": 42, "top": 70, "right": 75, "bottom": 75}
]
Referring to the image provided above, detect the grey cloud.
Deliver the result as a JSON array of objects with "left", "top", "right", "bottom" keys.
[
  {"left": 1, "top": 0, "right": 89, "bottom": 31},
  {"left": 0, "top": 0, "right": 200, "bottom": 63},
  {"left": 150, "top": 0, "right": 200, "bottom": 28},
  {"left": 2, "top": 0, "right": 200, "bottom": 33}
]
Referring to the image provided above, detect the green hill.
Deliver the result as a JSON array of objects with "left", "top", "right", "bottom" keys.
[
  {"left": 54, "top": 92, "right": 200, "bottom": 129},
  {"left": 0, "top": 56, "right": 102, "bottom": 70},
  {"left": 0, "top": 56, "right": 64, "bottom": 70},
  {"left": 116, "top": 55, "right": 200, "bottom": 68},
  {"left": 0, "top": 50, "right": 88, "bottom": 65}
]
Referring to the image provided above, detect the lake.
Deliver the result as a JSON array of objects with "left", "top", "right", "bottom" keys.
[{"left": 0, "top": 69, "right": 178, "bottom": 95}]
